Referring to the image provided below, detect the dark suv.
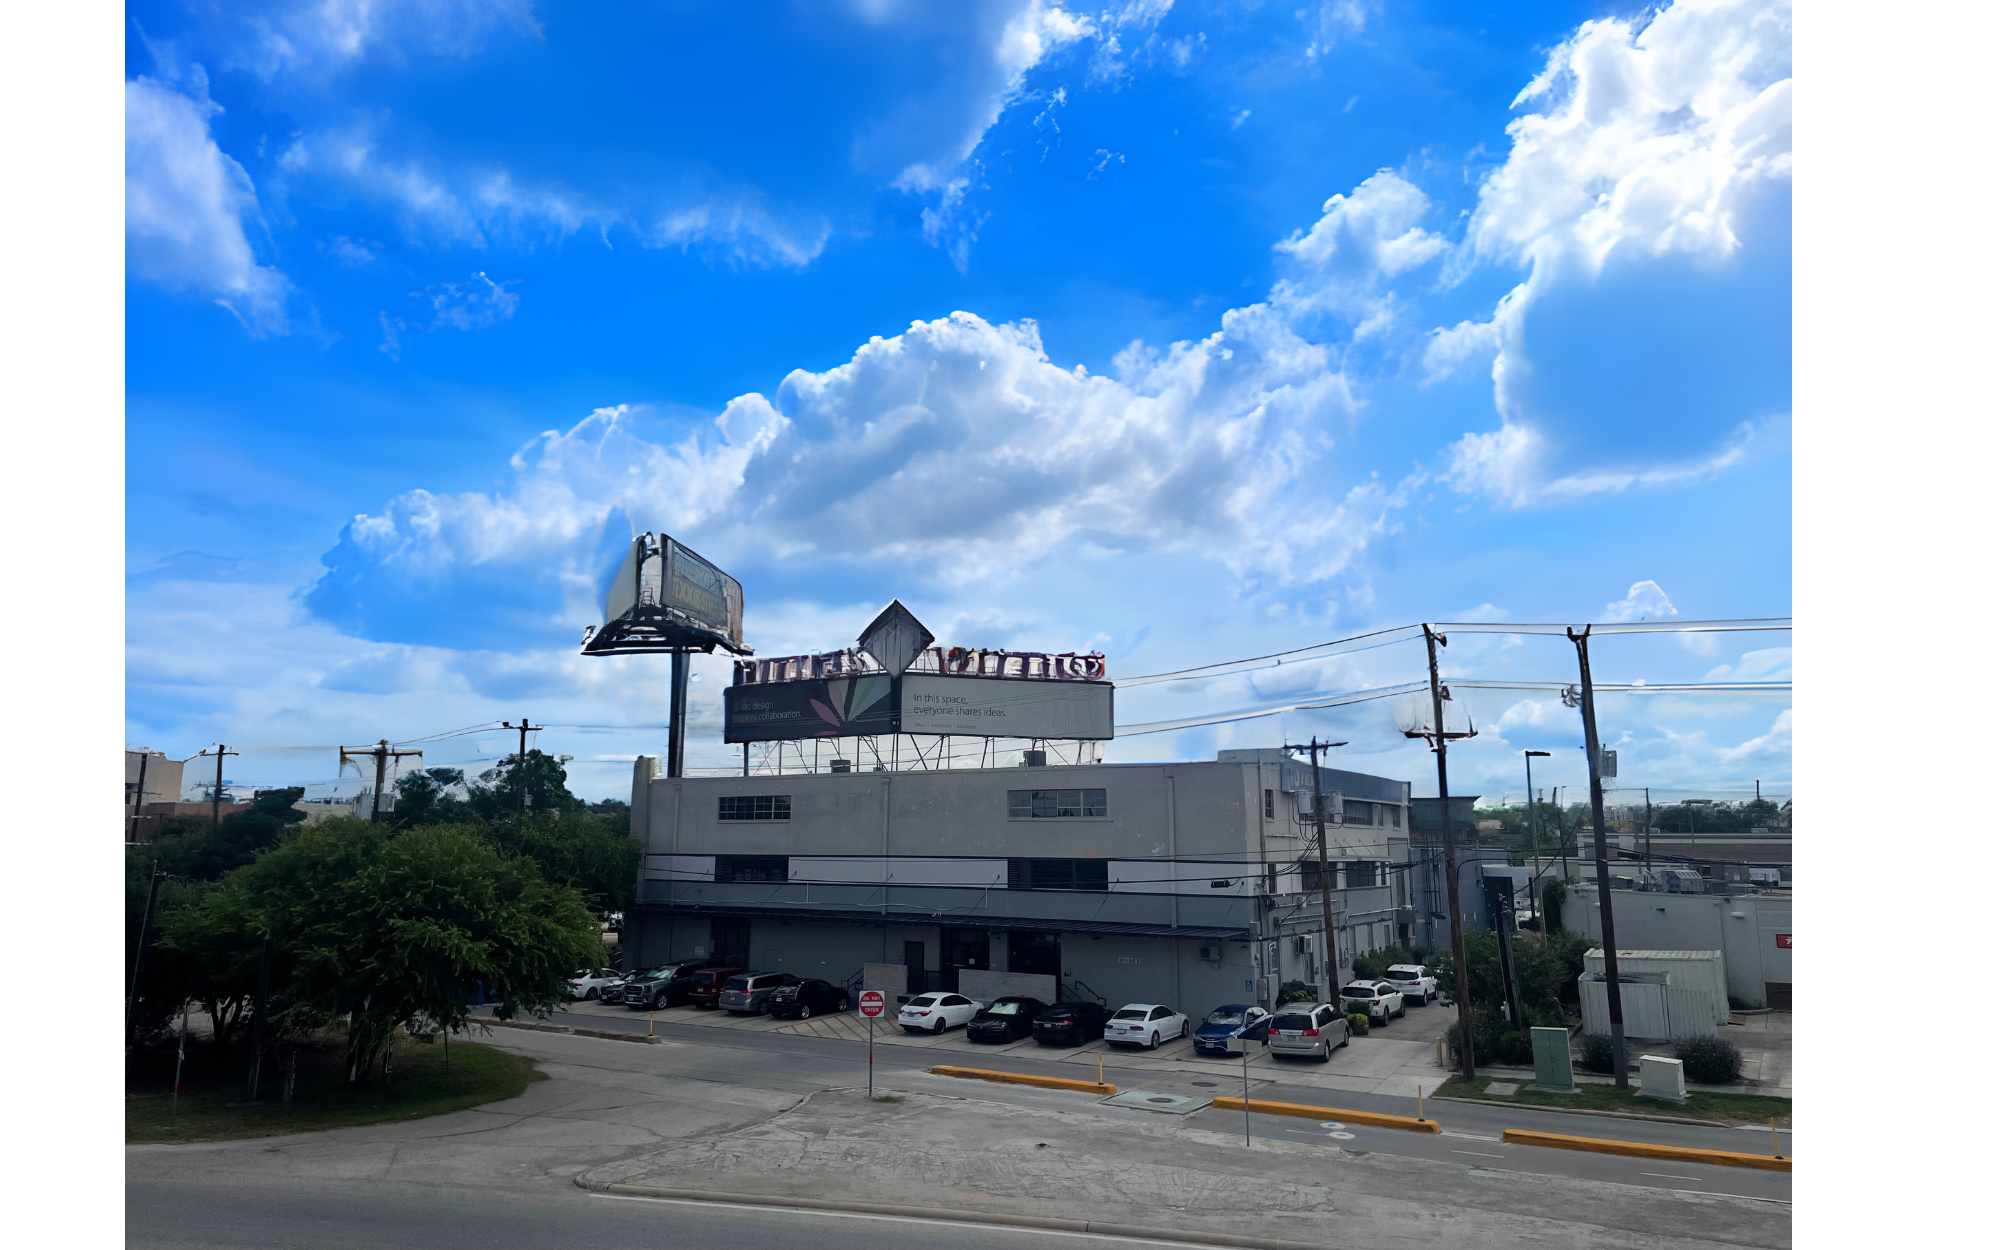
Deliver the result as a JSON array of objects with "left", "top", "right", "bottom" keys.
[
  {"left": 616, "top": 960, "right": 720, "bottom": 1010},
  {"left": 717, "top": 971, "right": 803, "bottom": 1015}
]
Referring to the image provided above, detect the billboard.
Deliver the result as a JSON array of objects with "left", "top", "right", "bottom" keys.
[
  {"left": 725, "top": 672, "right": 1111, "bottom": 743},
  {"left": 584, "top": 532, "right": 749, "bottom": 656},
  {"left": 724, "top": 673, "right": 897, "bottom": 743},
  {"left": 899, "top": 674, "right": 1113, "bottom": 740}
]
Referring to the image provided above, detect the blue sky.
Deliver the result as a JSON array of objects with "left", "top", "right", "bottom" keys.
[{"left": 125, "top": 0, "right": 1792, "bottom": 802}]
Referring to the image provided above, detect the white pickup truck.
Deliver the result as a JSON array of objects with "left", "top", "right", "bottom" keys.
[{"left": 1383, "top": 963, "right": 1437, "bottom": 1005}]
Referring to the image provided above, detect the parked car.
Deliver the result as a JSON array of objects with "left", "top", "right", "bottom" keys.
[
  {"left": 897, "top": 992, "right": 983, "bottom": 1034},
  {"left": 1383, "top": 964, "right": 1437, "bottom": 1005},
  {"left": 1267, "top": 1002, "right": 1350, "bottom": 1062},
  {"left": 1339, "top": 980, "right": 1406, "bottom": 1023},
  {"left": 765, "top": 978, "right": 852, "bottom": 1020},
  {"left": 1104, "top": 1003, "right": 1190, "bottom": 1050},
  {"left": 1191, "top": 1004, "right": 1271, "bottom": 1057},
  {"left": 685, "top": 966, "right": 745, "bottom": 1010},
  {"left": 615, "top": 960, "right": 720, "bottom": 1010},
  {"left": 567, "top": 969, "right": 626, "bottom": 1001},
  {"left": 965, "top": 996, "right": 1051, "bottom": 1044},
  {"left": 1031, "top": 1001, "right": 1114, "bottom": 1047},
  {"left": 718, "top": 971, "right": 803, "bottom": 1015}
]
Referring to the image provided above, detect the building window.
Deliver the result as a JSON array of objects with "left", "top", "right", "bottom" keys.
[
  {"left": 719, "top": 795, "right": 791, "bottom": 821},
  {"left": 1300, "top": 858, "right": 1337, "bottom": 893},
  {"left": 1348, "top": 860, "right": 1379, "bottom": 888},
  {"left": 1343, "top": 799, "right": 1376, "bottom": 826},
  {"left": 715, "top": 855, "right": 788, "bottom": 883},
  {"left": 1006, "top": 788, "right": 1107, "bottom": 819},
  {"left": 1265, "top": 788, "right": 1275, "bottom": 820},
  {"left": 1006, "top": 858, "right": 1110, "bottom": 891},
  {"left": 1388, "top": 805, "right": 1402, "bottom": 829},
  {"left": 1008, "top": 931, "right": 1061, "bottom": 976}
]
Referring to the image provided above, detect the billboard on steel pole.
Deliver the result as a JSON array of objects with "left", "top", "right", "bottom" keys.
[{"left": 583, "top": 533, "right": 751, "bottom": 657}]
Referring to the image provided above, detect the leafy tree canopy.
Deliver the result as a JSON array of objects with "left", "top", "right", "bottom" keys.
[{"left": 147, "top": 787, "right": 308, "bottom": 881}]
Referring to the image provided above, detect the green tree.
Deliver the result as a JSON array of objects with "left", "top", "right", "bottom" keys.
[
  {"left": 166, "top": 818, "right": 600, "bottom": 1082},
  {"left": 483, "top": 809, "right": 641, "bottom": 918},
  {"left": 392, "top": 768, "right": 478, "bottom": 829},
  {"left": 467, "top": 750, "right": 583, "bottom": 823},
  {"left": 147, "top": 787, "right": 308, "bottom": 882}
]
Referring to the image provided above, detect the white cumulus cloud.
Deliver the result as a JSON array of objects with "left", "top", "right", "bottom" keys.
[
  {"left": 1600, "top": 580, "right": 1679, "bottom": 623},
  {"left": 126, "top": 77, "right": 291, "bottom": 334}
]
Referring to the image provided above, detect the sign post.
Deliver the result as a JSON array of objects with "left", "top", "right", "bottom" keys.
[{"left": 858, "top": 990, "right": 886, "bottom": 1099}]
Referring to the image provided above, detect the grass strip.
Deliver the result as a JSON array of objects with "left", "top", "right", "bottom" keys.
[
  {"left": 127, "top": 1039, "right": 542, "bottom": 1144},
  {"left": 1432, "top": 1076, "right": 1791, "bottom": 1126}
]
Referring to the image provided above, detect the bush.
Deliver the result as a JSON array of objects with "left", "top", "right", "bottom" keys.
[
  {"left": 1352, "top": 946, "right": 1419, "bottom": 982},
  {"left": 1277, "top": 979, "right": 1317, "bottom": 1005},
  {"left": 1347, "top": 1012, "right": 1370, "bottom": 1035},
  {"left": 1493, "top": 1030, "right": 1534, "bottom": 1066},
  {"left": 1579, "top": 1032, "right": 1616, "bottom": 1074},
  {"left": 1673, "top": 1034, "right": 1743, "bottom": 1084}
]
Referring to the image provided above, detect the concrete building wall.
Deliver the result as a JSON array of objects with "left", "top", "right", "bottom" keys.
[{"left": 1576, "top": 890, "right": 1792, "bottom": 1008}]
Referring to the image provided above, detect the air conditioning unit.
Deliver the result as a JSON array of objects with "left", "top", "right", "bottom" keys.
[
  {"left": 1293, "top": 935, "right": 1311, "bottom": 955},
  {"left": 1197, "top": 944, "right": 1223, "bottom": 962},
  {"left": 1293, "top": 790, "right": 1344, "bottom": 823}
]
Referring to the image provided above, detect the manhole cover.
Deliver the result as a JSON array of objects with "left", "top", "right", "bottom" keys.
[
  {"left": 1102, "top": 1089, "right": 1213, "bottom": 1115},
  {"left": 1147, "top": 1096, "right": 1177, "bottom": 1104},
  {"left": 1192, "top": 1081, "right": 1218, "bottom": 1087}
]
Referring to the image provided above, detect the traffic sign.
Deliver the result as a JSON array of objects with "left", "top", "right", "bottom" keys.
[{"left": 858, "top": 990, "right": 885, "bottom": 1018}]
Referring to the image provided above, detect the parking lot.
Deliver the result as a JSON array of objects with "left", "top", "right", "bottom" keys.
[{"left": 550, "top": 992, "right": 1456, "bottom": 1097}]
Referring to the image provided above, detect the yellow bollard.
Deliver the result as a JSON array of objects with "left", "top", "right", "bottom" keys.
[
  {"left": 649, "top": 1012, "right": 655, "bottom": 1037},
  {"left": 1098, "top": 1052, "right": 1104, "bottom": 1085},
  {"left": 1417, "top": 1084, "right": 1425, "bottom": 1123},
  {"left": 1770, "top": 1117, "right": 1783, "bottom": 1159}
]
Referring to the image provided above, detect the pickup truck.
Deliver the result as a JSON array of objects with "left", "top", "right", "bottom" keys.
[{"left": 1383, "top": 963, "right": 1437, "bottom": 1005}]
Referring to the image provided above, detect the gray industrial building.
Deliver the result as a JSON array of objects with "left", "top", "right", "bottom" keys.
[{"left": 621, "top": 747, "right": 1414, "bottom": 1013}]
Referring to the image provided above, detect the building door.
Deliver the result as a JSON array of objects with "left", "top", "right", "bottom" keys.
[
  {"left": 904, "top": 941, "right": 928, "bottom": 996},
  {"left": 941, "top": 928, "right": 989, "bottom": 992},
  {"left": 1008, "top": 931, "right": 1060, "bottom": 978},
  {"left": 710, "top": 917, "right": 752, "bottom": 969},
  {"left": 1765, "top": 981, "right": 1791, "bottom": 1010}
]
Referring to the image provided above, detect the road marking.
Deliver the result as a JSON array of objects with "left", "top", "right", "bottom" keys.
[
  {"left": 1441, "top": 1131, "right": 1500, "bottom": 1141},
  {"left": 1451, "top": 1150, "right": 1505, "bottom": 1159},
  {"left": 1641, "top": 1173, "right": 1701, "bottom": 1181},
  {"left": 588, "top": 1193, "right": 1243, "bottom": 1246}
]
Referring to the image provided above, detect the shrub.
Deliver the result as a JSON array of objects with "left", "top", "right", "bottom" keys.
[
  {"left": 1347, "top": 1012, "right": 1370, "bottom": 1034},
  {"left": 1352, "top": 946, "right": 1419, "bottom": 982},
  {"left": 1277, "top": 980, "right": 1317, "bottom": 1005},
  {"left": 1673, "top": 1034, "right": 1744, "bottom": 1084},
  {"left": 1579, "top": 1033, "right": 1616, "bottom": 1074},
  {"left": 1493, "top": 1030, "right": 1534, "bottom": 1066}
]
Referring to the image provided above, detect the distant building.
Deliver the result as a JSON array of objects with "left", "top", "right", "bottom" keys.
[{"left": 1575, "top": 888, "right": 1792, "bottom": 1010}]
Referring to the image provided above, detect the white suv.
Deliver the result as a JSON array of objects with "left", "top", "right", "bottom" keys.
[
  {"left": 1383, "top": 964, "right": 1437, "bottom": 1005},
  {"left": 1340, "top": 980, "right": 1406, "bottom": 1023}
]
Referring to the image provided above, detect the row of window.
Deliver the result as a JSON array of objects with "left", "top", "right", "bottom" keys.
[
  {"left": 1261, "top": 789, "right": 1403, "bottom": 828},
  {"left": 704, "top": 854, "right": 1388, "bottom": 893},
  {"left": 719, "top": 788, "right": 1400, "bottom": 827},
  {"left": 718, "top": 795, "right": 792, "bottom": 821},
  {"left": 1007, "top": 788, "right": 1108, "bottom": 819}
]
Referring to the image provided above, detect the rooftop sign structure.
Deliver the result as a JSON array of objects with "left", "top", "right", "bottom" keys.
[
  {"left": 582, "top": 533, "right": 751, "bottom": 657},
  {"left": 724, "top": 603, "right": 1111, "bottom": 744}
]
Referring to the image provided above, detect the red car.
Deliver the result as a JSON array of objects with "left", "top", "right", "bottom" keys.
[{"left": 685, "top": 967, "right": 743, "bottom": 1010}]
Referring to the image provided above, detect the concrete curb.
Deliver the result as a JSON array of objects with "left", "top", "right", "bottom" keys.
[
  {"left": 1500, "top": 1128, "right": 1791, "bottom": 1172},
  {"left": 484, "top": 1019, "right": 662, "bottom": 1045},
  {"left": 1211, "top": 1096, "right": 1440, "bottom": 1134},
  {"left": 1429, "top": 1094, "right": 1733, "bottom": 1129},
  {"left": 930, "top": 1064, "right": 1116, "bottom": 1096},
  {"left": 572, "top": 1176, "right": 1345, "bottom": 1250}
]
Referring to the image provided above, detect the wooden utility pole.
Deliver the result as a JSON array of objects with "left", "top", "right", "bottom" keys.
[
  {"left": 1420, "top": 625, "right": 1478, "bottom": 1083},
  {"left": 1568, "top": 626, "right": 1630, "bottom": 1089},
  {"left": 500, "top": 718, "right": 543, "bottom": 837},
  {"left": 198, "top": 745, "right": 239, "bottom": 833},
  {"left": 1282, "top": 738, "right": 1348, "bottom": 1001},
  {"left": 338, "top": 740, "right": 423, "bottom": 823}
]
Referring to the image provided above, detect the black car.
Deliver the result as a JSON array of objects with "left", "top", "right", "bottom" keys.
[
  {"left": 765, "top": 978, "right": 853, "bottom": 1020},
  {"left": 617, "top": 960, "right": 719, "bottom": 1010},
  {"left": 1030, "top": 1000, "right": 1114, "bottom": 1046},
  {"left": 966, "top": 996, "right": 1050, "bottom": 1044}
]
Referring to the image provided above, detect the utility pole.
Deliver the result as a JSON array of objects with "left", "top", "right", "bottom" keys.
[
  {"left": 500, "top": 719, "right": 543, "bottom": 837},
  {"left": 1568, "top": 626, "right": 1629, "bottom": 1090},
  {"left": 1643, "top": 787, "right": 1653, "bottom": 875},
  {"left": 1281, "top": 738, "right": 1347, "bottom": 1001},
  {"left": 200, "top": 745, "right": 239, "bottom": 833},
  {"left": 338, "top": 740, "right": 424, "bottom": 823},
  {"left": 129, "top": 751, "right": 150, "bottom": 843},
  {"left": 1420, "top": 625, "right": 1478, "bottom": 1084},
  {"left": 127, "top": 865, "right": 165, "bottom": 1048}
]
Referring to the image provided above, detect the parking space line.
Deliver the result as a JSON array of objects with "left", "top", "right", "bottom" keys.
[
  {"left": 1451, "top": 1150, "right": 1505, "bottom": 1159},
  {"left": 1641, "top": 1173, "right": 1701, "bottom": 1181}
]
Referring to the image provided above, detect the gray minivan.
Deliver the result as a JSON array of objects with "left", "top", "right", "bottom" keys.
[
  {"left": 717, "top": 971, "right": 802, "bottom": 1015},
  {"left": 1266, "top": 1002, "right": 1350, "bottom": 1062}
]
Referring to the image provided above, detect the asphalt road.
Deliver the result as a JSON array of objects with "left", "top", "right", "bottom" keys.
[
  {"left": 128, "top": 1175, "right": 1180, "bottom": 1250},
  {"left": 499, "top": 999, "right": 1794, "bottom": 1203}
]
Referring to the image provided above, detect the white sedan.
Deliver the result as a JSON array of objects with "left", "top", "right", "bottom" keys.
[
  {"left": 897, "top": 992, "right": 983, "bottom": 1034},
  {"left": 567, "top": 969, "right": 625, "bottom": 1001},
  {"left": 1103, "top": 1003, "right": 1190, "bottom": 1049}
]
